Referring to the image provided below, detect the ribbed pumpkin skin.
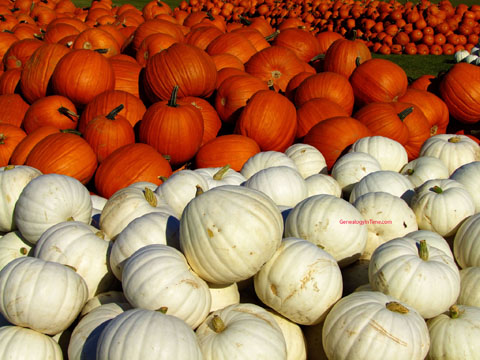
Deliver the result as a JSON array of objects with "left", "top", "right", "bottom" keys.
[
  {"left": 323, "top": 38, "right": 372, "bottom": 79},
  {"left": 194, "top": 134, "right": 261, "bottom": 171},
  {"left": 0, "top": 68, "right": 21, "bottom": 95},
  {"left": 439, "top": 62, "right": 480, "bottom": 124},
  {"left": 19, "top": 43, "right": 71, "bottom": 104},
  {"left": 272, "top": 28, "right": 321, "bottom": 63},
  {"left": 2, "top": 38, "right": 43, "bottom": 71},
  {"left": 206, "top": 32, "right": 257, "bottom": 64},
  {"left": 181, "top": 96, "right": 221, "bottom": 145},
  {"left": 235, "top": 90, "right": 297, "bottom": 152},
  {"left": 9, "top": 126, "right": 60, "bottom": 165},
  {"left": 94, "top": 143, "right": 173, "bottom": 199},
  {"left": 50, "top": 49, "right": 116, "bottom": 108},
  {"left": 316, "top": 31, "right": 344, "bottom": 54},
  {"left": 25, "top": 132, "right": 97, "bottom": 184},
  {"left": 0, "top": 124, "right": 27, "bottom": 166},
  {"left": 143, "top": 43, "right": 217, "bottom": 103},
  {"left": 109, "top": 57, "right": 142, "bottom": 98},
  {"left": 0, "top": 94, "right": 30, "bottom": 127}
]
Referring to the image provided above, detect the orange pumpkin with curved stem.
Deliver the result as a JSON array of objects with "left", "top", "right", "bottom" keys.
[
  {"left": 323, "top": 37, "right": 372, "bottom": 79},
  {"left": 0, "top": 124, "right": 26, "bottom": 166},
  {"left": 72, "top": 28, "right": 120, "bottom": 58},
  {"left": 142, "top": 0, "right": 172, "bottom": 20}
]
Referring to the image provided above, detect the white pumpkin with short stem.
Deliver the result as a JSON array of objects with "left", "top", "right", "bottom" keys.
[
  {"left": 453, "top": 213, "right": 480, "bottom": 268},
  {"left": 196, "top": 302, "right": 287, "bottom": 359},
  {"left": 405, "top": 229, "right": 454, "bottom": 259},
  {"left": 305, "top": 174, "right": 342, "bottom": 198},
  {"left": 96, "top": 308, "right": 203, "bottom": 360},
  {"left": 180, "top": 185, "right": 284, "bottom": 284},
  {"left": 68, "top": 302, "right": 131, "bottom": 360},
  {"left": 34, "top": 221, "right": 114, "bottom": 299},
  {"left": 322, "top": 291, "right": 430, "bottom": 360},
  {"left": 13, "top": 173, "right": 92, "bottom": 244},
  {"left": 267, "top": 309, "right": 307, "bottom": 360},
  {"left": 208, "top": 282, "right": 240, "bottom": 313},
  {"left": 0, "top": 165, "right": 42, "bottom": 233},
  {"left": 369, "top": 237, "right": 460, "bottom": 319},
  {"left": 99, "top": 186, "right": 175, "bottom": 240},
  {"left": 400, "top": 156, "right": 450, "bottom": 188},
  {"left": 458, "top": 267, "right": 480, "bottom": 308},
  {"left": 194, "top": 165, "right": 246, "bottom": 188},
  {"left": 0, "top": 326, "right": 63, "bottom": 360},
  {"left": 410, "top": 178, "right": 475, "bottom": 238},
  {"left": 0, "top": 256, "right": 88, "bottom": 335},
  {"left": 254, "top": 237, "right": 343, "bottom": 325},
  {"left": 155, "top": 169, "right": 209, "bottom": 218},
  {"left": 109, "top": 211, "right": 180, "bottom": 280},
  {"left": 284, "top": 143, "right": 327, "bottom": 178},
  {"left": 0, "top": 231, "right": 32, "bottom": 271},
  {"left": 349, "top": 170, "right": 415, "bottom": 204},
  {"left": 419, "top": 134, "right": 480, "bottom": 175},
  {"left": 450, "top": 161, "right": 480, "bottom": 212},
  {"left": 331, "top": 152, "right": 382, "bottom": 198},
  {"left": 241, "top": 150, "right": 298, "bottom": 179},
  {"left": 243, "top": 166, "right": 308, "bottom": 207},
  {"left": 122, "top": 244, "right": 211, "bottom": 329},
  {"left": 426, "top": 305, "right": 480, "bottom": 360},
  {"left": 284, "top": 194, "right": 367, "bottom": 267},
  {"left": 80, "top": 290, "right": 127, "bottom": 317},
  {"left": 350, "top": 136, "right": 408, "bottom": 172},
  {"left": 353, "top": 191, "right": 418, "bottom": 260}
]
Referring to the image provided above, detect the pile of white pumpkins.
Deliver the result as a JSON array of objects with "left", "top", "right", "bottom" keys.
[
  {"left": 454, "top": 43, "right": 480, "bottom": 65},
  {"left": 0, "top": 132, "right": 479, "bottom": 360}
]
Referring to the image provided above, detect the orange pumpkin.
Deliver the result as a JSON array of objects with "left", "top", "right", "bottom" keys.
[
  {"left": 323, "top": 38, "right": 372, "bottom": 79},
  {"left": 0, "top": 94, "right": 30, "bottom": 127},
  {"left": 9, "top": 126, "right": 61, "bottom": 165},
  {"left": 0, "top": 123, "right": 27, "bottom": 166}
]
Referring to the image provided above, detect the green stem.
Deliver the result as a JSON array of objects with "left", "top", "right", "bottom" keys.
[
  {"left": 168, "top": 86, "right": 179, "bottom": 107},
  {"left": 397, "top": 106, "right": 413, "bottom": 121},
  {"left": 418, "top": 239, "right": 429, "bottom": 261},
  {"left": 431, "top": 185, "right": 443, "bottom": 194},
  {"left": 106, "top": 104, "right": 124, "bottom": 120},
  {"left": 58, "top": 106, "right": 79, "bottom": 121},
  {"left": 211, "top": 315, "right": 226, "bottom": 333},
  {"left": 386, "top": 301, "right": 409, "bottom": 314},
  {"left": 449, "top": 305, "right": 462, "bottom": 319},
  {"left": 213, "top": 165, "right": 231, "bottom": 180},
  {"left": 144, "top": 187, "right": 157, "bottom": 207}
]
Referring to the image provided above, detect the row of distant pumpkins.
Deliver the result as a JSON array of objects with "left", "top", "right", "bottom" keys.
[{"left": 0, "top": 131, "right": 479, "bottom": 359}]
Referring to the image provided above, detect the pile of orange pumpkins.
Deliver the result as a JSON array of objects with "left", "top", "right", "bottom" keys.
[{"left": 0, "top": 0, "right": 478, "bottom": 199}]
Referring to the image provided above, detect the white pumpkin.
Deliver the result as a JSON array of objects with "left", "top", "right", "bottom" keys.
[
  {"left": 322, "top": 291, "right": 430, "bottom": 360},
  {"left": 208, "top": 282, "right": 240, "bottom": 313},
  {"left": 96, "top": 308, "right": 203, "bottom": 360},
  {"left": 0, "top": 231, "right": 32, "bottom": 271},
  {"left": 450, "top": 161, "right": 480, "bottom": 212},
  {"left": 125, "top": 181, "right": 158, "bottom": 191},
  {"left": 196, "top": 302, "right": 287, "bottom": 359},
  {"left": 454, "top": 49, "right": 470, "bottom": 63},
  {"left": 0, "top": 325, "right": 63, "bottom": 360},
  {"left": 284, "top": 143, "right": 327, "bottom": 178},
  {"left": 353, "top": 191, "right": 418, "bottom": 260},
  {"left": 267, "top": 309, "right": 307, "bottom": 360},
  {"left": 349, "top": 170, "right": 415, "bottom": 204},
  {"left": 350, "top": 136, "right": 408, "bottom": 172},
  {"left": 400, "top": 156, "right": 450, "bottom": 188},
  {"left": 330, "top": 152, "right": 382, "bottom": 198},
  {"left": 254, "top": 237, "right": 343, "bottom": 325},
  {"left": 453, "top": 213, "right": 480, "bottom": 268},
  {"left": 155, "top": 169, "right": 209, "bottom": 218},
  {"left": 284, "top": 194, "right": 367, "bottom": 267},
  {"left": 180, "top": 185, "right": 284, "bottom": 284},
  {"left": 458, "top": 267, "right": 480, "bottom": 307},
  {"left": 241, "top": 150, "right": 298, "bottom": 179},
  {"left": 465, "top": 53, "right": 479, "bottom": 64},
  {"left": 109, "top": 211, "right": 180, "bottom": 280},
  {"left": 122, "top": 244, "right": 211, "bottom": 329},
  {"left": 419, "top": 134, "right": 480, "bottom": 175},
  {"left": 304, "top": 174, "right": 342, "bottom": 198},
  {"left": 368, "top": 237, "right": 460, "bottom": 319},
  {"left": 0, "top": 257, "right": 88, "bottom": 335},
  {"left": 68, "top": 302, "right": 131, "bottom": 360},
  {"left": 13, "top": 173, "right": 92, "bottom": 244},
  {"left": 410, "top": 178, "right": 475, "bottom": 238},
  {"left": 80, "top": 290, "right": 128, "bottom": 317},
  {"left": 99, "top": 186, "right": 175, "bottom": 239},
  {"left": 34, "top": 221, "right": 114, "bottom": 299},
  {"left": 0, "top": 165, "right": 42, "bottom": 233},
  {"left": 242, "top": 166, "right": 308, "bottom": 207},
  {"left": 426, "top": 305, "right": 480, "bottom": 360},
  {"left": 90, "top": 194, "right": 107, "bottom": 212},
  {"left": 194, "top": 165, "right": 246, "bottom": 189},
  {"left": 405, "top": 229, "right": 454, "bottom": 259}
]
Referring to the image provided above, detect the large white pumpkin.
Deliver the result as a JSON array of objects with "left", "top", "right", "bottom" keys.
[
  {"left": 254, "top": 237, "right": 343, "bottom": 325},
  {"left": 96, "top": 308, "right": 203, "bottom": 359},
  {"left": 194, "top": 165, "right": 246, "bottom": 189},
  {"left": 405, "top": 229, "right": 454, "bottom": 259},
  {"left": 350, "top": 136, "right": 408, "bottom": 172},
  {"left": 180, "top": 185, "right": 284, "bottom": 284},
  {"left": 400, "top": 156, "right": 450, "bottom": 188},
  {"left": 322, "top": 291, "right": 430, "bottom": 360},
  {"left": 284, "top": 143, "right": 327, "bottom": 178},
  {"left": 410, "top": 178, "right": 475, "bottom": 238},
  {"left": 368, "top": 237, "right": 460, "bottom": 319},
  {"left": 0, "top": 231, "right": 32, "bottom": 271},
  {"left": 284, "top": 194, "right": 367, "bottom": 267},
  {"left": 458, "top": 267, "right": 480, "bottom": 307},
  {"left": 121, "top": 244, "right": 211, "bottom": 329},
  {"left": 453, "top": 213, "right": 480, "bottom": 268},
  {"left": 196, "top": 302, "right": 287, "bottom": 359},
  {"left": 13, "top": 173, "right": 92, "bottom": 244},
  {"left": 305, "top": 174, "right": 342, "bottom": 198},
  {"left": 241, "top": 150, "right": 298, "bottom": 179},
  {"left": 0, "top": 165, "right": 42, "bottom": 233},
  {"left": 0, "top": 257, "right": 88, "bottom": 335},
  {"left": 450, "top": 161, "right": 480, "bottom": 212},
  {"left": 80, "top": 290, "right": 127, "bottom": 317}
]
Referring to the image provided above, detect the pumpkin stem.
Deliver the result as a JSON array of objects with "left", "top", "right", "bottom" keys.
[
  {"left": 195, "top": 185, "right": 204, "bottom": 196},
  {"left": 397, "top": 106, "right": 414, "bottom": 121},
  {"left": 206, "top": 11, "right": 215, "bottom": 20},
  {"left": 58, "top": 106, "right": 79, "bottom": 121},
  {"left": 213, "top": 165, "right": 231, "bottom": 180},
  {"left": 386, "top": 301, "right": 409, "bottom": 314},
  {"left": 265, "top": 30, "right": 279, "bottom": 41},
  {"left": 430, "top": 185, "right": 443, "bottom": 194},
  {"left": 106, "top": 104, "right": 124, "bottom": 120},
  {"left": 0, "top": 133, "right": 6, "bottom": 144},
  {"left": 448, "top": 136, "right": 461, "bottom": 143},
  {"left": 449, "top": 305, "right": 463, "bottom": 319},
  {"left": 418, "top": 239, "right": 429, "bottom": 261},
  {"left": 310, "top": 53, "right": 325, "bottom": 62},
  {"left": 66, "top": 216, "right": 75, "bottom": 221},
  {"left": 168, "top": 85, "right": 179, "bottom": 107},
  {"left": 430, "top": 125, "right": 438, "bottom": 136},
  {"left": 60, "top": 128, "right": 83, "bottom": 136},
  {"left": 94, "top": 48, "right": 109, "bottom": 54},
  {"left": 158, "top": 306, "right": 168, "bottom": 314},
  {"left": 355, "top": 56, "right": 361, "bottom": 67},
  {"left": 144, "top": 187, "right": 158, "bottom": 207},
  {"left": 95, "top": 230, "right": 105, "bottom": 240},
  {"left": 4, "top": 164, "right": 15, "bottom": 171},
  {"left": 406, "top": 168, "right": 414, "bottom": 175},
  {"left": 19, "top": 247, "right": 28, "bottom": 255},
  {"left": 162, "top": 154, "right": 171, "bottom": 162},
  {"left": 158, "top": 176, "right": 168, "bottom": 182},
  {"left": 211, "top": 315, "right": 226, "bottom": 333},
  {"left": 239, "top": 14, "right": 252, "bottom": 25}
]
